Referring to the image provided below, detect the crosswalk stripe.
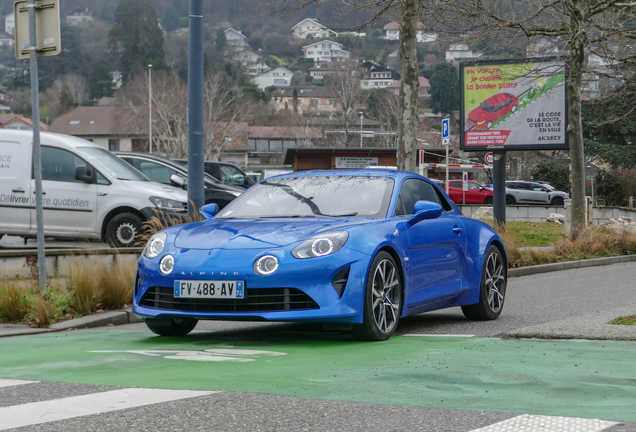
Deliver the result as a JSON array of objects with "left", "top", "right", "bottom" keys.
[
  {"left": 0, "top": 388, "right": 217, "bottom": 431},
  {"left": 468, "top": 414, "right": 618, "bottom": 432},
  {"left": 0, "top": 378, "right": 39, "bottom": 388}
]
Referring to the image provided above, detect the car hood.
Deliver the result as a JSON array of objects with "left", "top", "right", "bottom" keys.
[
  {"left": 173, "top": 218, "right": 374, "bottom": 250},
  {"left": 121, "top": 180, "right": 188, "bottom": 202}
]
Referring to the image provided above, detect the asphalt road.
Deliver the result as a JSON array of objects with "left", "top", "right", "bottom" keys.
[{"left": 1, "top": 263, "right": 635, "bottom": 431}]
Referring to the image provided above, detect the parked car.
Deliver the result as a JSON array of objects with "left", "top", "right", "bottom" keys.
[
  {"left": 172, "top": 159, "right": 255, "bottom": 189},
  {"left": 467, "top": 93, "right": 519, "bottom": 129},
  {"left": 446, "top": 180, "right": 494, "bottom": 204},
  {"left": 134, "top": 169, "right": 508, "bottom": 341},
  {"left": 114, "top": 152, "right": 242, "bottom": 209},
  {"left": 0, "top": 130, "right": 188, "bottom": 247},
  {"left": 505, "top": 180, "right": 569, "bottom": 205}
]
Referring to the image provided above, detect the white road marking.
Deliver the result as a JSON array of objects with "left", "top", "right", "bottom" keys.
[
  {"left": 90, "top": 348, "right": 287, "bottom": 362},
  {"left": 401, "top": 334, "right": 475, "bottom": 338},
  {"left": 0, "top": 388, "right": 216, "bottom": 431},
  {"left": 0, "top": 378, "right": 39, "bottom": 388},
  {"left": 468, "top": 414, "right": 618, "bottom": 432}
]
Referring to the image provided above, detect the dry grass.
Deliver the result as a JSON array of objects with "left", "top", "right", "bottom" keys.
[
  {"left": 0, "top": 281, "right": 29, "bottom": 322},
  {"left": 138, "top": 208, "right": 204, "bottom": 245}
]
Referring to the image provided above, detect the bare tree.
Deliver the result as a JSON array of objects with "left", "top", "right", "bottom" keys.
[
  {"left": 53, "top": 74, "right": 87, "bottom": 106},
  {"left": 419, "top": 0, "right": 636, "bottom": 239},
  {"left": 325, "top": 63, "right": 369, "bottom": 146}
]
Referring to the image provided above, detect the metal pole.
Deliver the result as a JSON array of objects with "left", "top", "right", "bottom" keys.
[
  {"left": 28, "top": 0, "right": 46, "bottom": 292},
  {"left": 445, "top": 143, "right": 449, "bottom": 194},
  {"left": 359, "top": 112, "right": 363, "bottom": 148},
  {"left": 187, "top": 0, "right": 205, "bottom": 218},
  {"left": 148, "top": 64, "right": 152, "bottom": 154},
  {"left": 493, "top": 151, "right": 506, "bottom": 227}
]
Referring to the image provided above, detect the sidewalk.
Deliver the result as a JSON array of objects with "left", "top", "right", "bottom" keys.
[{"left": 2, "top": 255, "right": 636, "bottom": 340}]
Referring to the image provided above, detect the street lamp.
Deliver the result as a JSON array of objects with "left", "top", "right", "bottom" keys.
[
  {"left": 359, "top": 111, "right": 364, "bottom": 148},
  {"left": 148, "top": 64, "right": 152, "bottom": 154}
]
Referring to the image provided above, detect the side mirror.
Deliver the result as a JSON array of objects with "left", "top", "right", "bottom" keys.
[
  {"left": 170, "top": 174, "right": 185, "bottom": 187},
  {"left": 74, "top": 166, "right": 93, "bottom": 183},
  {"left": 199, "top": 203, "right": 219, "bottom": 219},
  {"left": 407, "top": 200, "right": 443, "bottom": 225}
]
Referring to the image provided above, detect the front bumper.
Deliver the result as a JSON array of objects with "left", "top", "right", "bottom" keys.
[{"left": 133, "top": 245, "right": 370, "bottom": 323}]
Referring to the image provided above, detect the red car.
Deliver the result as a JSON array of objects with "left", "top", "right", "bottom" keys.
[
  {"left": 467, "top": 93, "right": 519, "bottom": 129},
  {"left": 446, "top": 180, "right": 494, "bottom": 204}
]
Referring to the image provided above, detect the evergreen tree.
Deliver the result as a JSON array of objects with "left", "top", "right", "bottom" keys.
[
  {"left": 161, "top": 5, "right": 180, "bottom": 33},
  {"left": 215, "top": 28, "right": 227, "bottom": 52},
  {"left": 89, "top": 65, "right": 116, "bottom": 100},
  {"left": 429, "top": 62, "right": 459, "bottom": 117},
  {"left": 108, "top": 0, "right": 168, "bottom": 82},
  {"left": 37, "top": 23, "right": 90, "bottom": 90}
]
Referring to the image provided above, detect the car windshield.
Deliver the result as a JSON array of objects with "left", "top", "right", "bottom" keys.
[
  {"left": 479, "top": 101, "right": 496, "bottom": 112},
  {"left": 217, "top": 176, "right": 394, "bottom": 219},
  {"left": 79, "top": 147, "right": 148, "bottom": 181}
]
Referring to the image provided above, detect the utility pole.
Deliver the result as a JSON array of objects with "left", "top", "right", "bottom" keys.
[{"left": 148, "top": 64, "right": 152, "bottom": 154}]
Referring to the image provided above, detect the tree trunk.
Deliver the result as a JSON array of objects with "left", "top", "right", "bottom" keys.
[
  {"left": 397, "top": 0, "right": 419, "bottom": 172},
  {"left": 567, "top": 1, "right": 587, "bottom": 239}
]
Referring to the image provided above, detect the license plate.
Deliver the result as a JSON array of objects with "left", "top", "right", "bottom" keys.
[{"left": 174, "top": 280, "right": 245, "bottom": 299}]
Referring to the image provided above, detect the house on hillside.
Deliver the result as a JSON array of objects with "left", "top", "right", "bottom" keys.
[
  {"left": 387, "top": 76, "right": 430, "bottom": 99},
  {"left": 302, "top": 40, "right": 350, "bottom": 63},
  {"left": 0, "top": 31, "right": 13, "bottom": 47},
  {"left": 308, "top": 62, "right": 350, "bottom": 80},
  {"left": 0, "top": 114, "right": 48, "bottom": 131},
  {"left": 383, "top": 21, "right": 438, "bottom": 43},
  {"left": 233, "top": 50, "right": 268, "bottom": 76},
  {"left": 224, "top": 27, "right": 249, "bottom": 47},
  {"left": 4, "top": 13, "right": 14, "bottom": 35},
  {"left": 445, "top": 44, "right": 480, "bottom": 62},
  {"left": 49, "top": 106, "right": 146, "bottom": 151},
  {"left": 66, "top": 8, "right": 94, "bottom": 26},
  {"left": 359, "top": 65, "right": 399, "bottom": 90},
  {"left": 252, "top": 66, "right": 293, "bottom": 90},
  {"left": 291, "top": 19, "right": 338, "bottom": 39},
  {"left": 270, "top": 86, "right": 338, "bottom": 115}
]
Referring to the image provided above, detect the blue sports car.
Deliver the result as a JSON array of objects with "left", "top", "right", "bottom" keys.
[{"left": 133, "top": 169, "right": 507, "bottom": 341}]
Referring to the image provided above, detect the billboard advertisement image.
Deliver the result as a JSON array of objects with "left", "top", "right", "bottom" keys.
[{"left": 460, "top": 58, "right": 568, "bottom": 151}]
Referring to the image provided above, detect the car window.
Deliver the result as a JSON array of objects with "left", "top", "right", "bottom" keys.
[
  {"left": 468, "top": 182, "right": 481, "bottom": 190},
  {"left": 39, "top": 146, "right": 92, "bottom": 183},
  {"left": 395, "top": 179, "right": 440, "bottom": 216},
  {"left": 449, "top": 181, "right": 462, "bottom": 188},
  {"left": 218, "top": 165, "right": 246, "bottom": 186},
  {"left": 133, "top": 159, "right": 182, "bottom": 185}
]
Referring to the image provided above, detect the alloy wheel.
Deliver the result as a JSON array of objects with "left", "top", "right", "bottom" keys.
[
  {"left": 484, "top": 251, "right": 505, "bottom": 313},
  {"left": 371, "top": 258, "right": 401, "bottom": 334}
]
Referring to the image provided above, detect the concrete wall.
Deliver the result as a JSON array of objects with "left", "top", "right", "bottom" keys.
[{"left": 458, "top": 204, "right": 636, "bottom": 224}]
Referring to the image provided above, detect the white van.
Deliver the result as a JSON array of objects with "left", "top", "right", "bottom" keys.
[{"left": 0, "top": 130, "right": 188, "bottom": 247}]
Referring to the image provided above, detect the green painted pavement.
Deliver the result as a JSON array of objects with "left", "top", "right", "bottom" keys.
[{"left": 1, "top": 330, "right": 635, "bottom": 422}]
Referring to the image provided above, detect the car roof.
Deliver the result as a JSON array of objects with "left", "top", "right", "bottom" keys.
[{"left": 263, "top": 168, "right": 440, "bottom": 184}]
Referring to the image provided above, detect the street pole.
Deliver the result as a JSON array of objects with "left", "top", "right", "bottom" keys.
[
  {"left": 359, "top": 112, "right": 363, "bottom": 148},
  {"left": 28, "top": 0, "right": 46, "bottom": 292},
  {"left": 148, "top": 64, "right": 152, "bottom": 154},
  {"left": 187, "top": 0, "right": 205, "bottom": 218},
  {"left": 445, "top": 143, "right": 449, "bottom": 194},
  {"left": 493, "top": 151, "right": 506, "bottom": 228}
]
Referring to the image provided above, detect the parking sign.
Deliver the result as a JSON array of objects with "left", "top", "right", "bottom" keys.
[{"left": 442, "top": 118, "right": 449, "bottom": 139}]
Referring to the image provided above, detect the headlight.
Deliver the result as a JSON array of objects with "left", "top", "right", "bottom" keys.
[
  {"left": 160, "top": 255, "right": 175, "bottom": 275},
  {"left": 145, "top": 232, "right": 167, "bottom": 258},
  {"left": 292, "top": 231, "right": 349, "bottom": 259},
  {"left": 254, "top": 255, "right": 279, "bottom": 275},
  {"left": 149, "top": 196, "right": 186, "bottom": 212}
]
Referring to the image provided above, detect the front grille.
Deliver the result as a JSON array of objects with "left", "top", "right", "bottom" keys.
[{"left": 140, "top": 286, "right": 319, "bottom": 313}]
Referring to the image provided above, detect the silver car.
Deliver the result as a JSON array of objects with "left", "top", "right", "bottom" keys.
[{"left": 505, "top": 181, "right": 569, "bottom": 205}]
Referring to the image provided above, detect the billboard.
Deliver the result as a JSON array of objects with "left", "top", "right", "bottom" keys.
[{"left": 460, "top": 58, "right": 568, "bottom": 152}]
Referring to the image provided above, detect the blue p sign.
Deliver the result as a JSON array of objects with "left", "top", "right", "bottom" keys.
[{"left": 442, "top": 118, "right": 449, "bottom": 138}]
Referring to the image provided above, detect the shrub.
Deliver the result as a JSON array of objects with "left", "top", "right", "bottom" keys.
[
  {"left": 530, "top": 159, "right": 570, "bottom": 192},
  {"left": 595, "top": 170, "right": 626, "bottom": 206}
]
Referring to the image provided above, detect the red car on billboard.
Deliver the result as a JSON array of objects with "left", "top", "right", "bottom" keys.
[
  {"left": 446, "top": 180, "right": 494, "bottom": 204},
  {"left": 467, "top": 93, "right": 519, "bottom": 129}
]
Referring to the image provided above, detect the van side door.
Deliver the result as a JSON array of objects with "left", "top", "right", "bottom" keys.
[
  {"left": 31, "top": 146, "right": 98, "bottom": 236},
  {"left": 0, "top": 138, "right": 31, "bottom": 233}
]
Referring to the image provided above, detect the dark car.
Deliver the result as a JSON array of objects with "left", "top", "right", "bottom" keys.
[
  {"left": 172, "top": 159, "right": 255, "bottom": 189},
  {"left": 114, "top": 152, "right": 243, "bottom": 209},
  {"left": 467, "top": 92, "right": 519, "bottom": 129}
]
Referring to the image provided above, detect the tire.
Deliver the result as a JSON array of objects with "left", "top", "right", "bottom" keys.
[
  {"left": 484, "top": 196, "right": 494, "bottom": 205},
  {"left": 511, "top": 105, "right": 518, "bottom": 112},
  {"left": 462, "top": 245, "right": 507, "bottom": 320},
  {"left": 145, "top": 317, "right": 198, "bottom": 336},
  {"left": 551, "top": 197, "right": 564, "bottom": 206},
  {"left": 505, "top": 195, "right": 516, "bottom": 205},
  {"left": 105, "top": 213, "right": 144, "bottom": 247},
  {"left": 486, "top": 121, "right": 493, "bottom": 128},
  {"left": 352, "top": 251, "right": 403, "bottom": 341}
]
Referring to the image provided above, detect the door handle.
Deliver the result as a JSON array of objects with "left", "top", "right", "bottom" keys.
[
  {"left": 98, "top": 193, "right": 107, "bottom": 196},
  {"left": 33, "top": 191, "right": 46, "bottom": 195},
  {"left": 12, "top": 189, "right": 25, "bottom": 193},
  {"left": 453, "top": 227, "right": 463, "bottom": 234}
]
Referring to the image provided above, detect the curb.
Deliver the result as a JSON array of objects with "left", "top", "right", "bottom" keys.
[{"left": 509, "top": 254, "right": 636, "bottom": 277}]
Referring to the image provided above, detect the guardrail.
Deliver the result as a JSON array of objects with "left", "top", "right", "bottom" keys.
[{"left": 0, "top": 248, "right": 143, "bottom": 279}]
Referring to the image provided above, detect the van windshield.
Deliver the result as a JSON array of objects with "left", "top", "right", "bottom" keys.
[{"left": 79, "top": 147, "right": 148, "bottom": 181}]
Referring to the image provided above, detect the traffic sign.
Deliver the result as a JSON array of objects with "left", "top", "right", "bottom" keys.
[
  {"left": 587, "top": 175, "right": 596, "bottom": 180},
  {"left": 14, "top": 0, "right": 62, "bottom": 60},
  {"left": 442, "top": 118, "right": 450, "bottom": 139},
  {"left": 485, "top": 152, "right": 494, "bottom": 165},
  {"left": 442, "top": 138, "right": 450, "bottom": 146}
]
